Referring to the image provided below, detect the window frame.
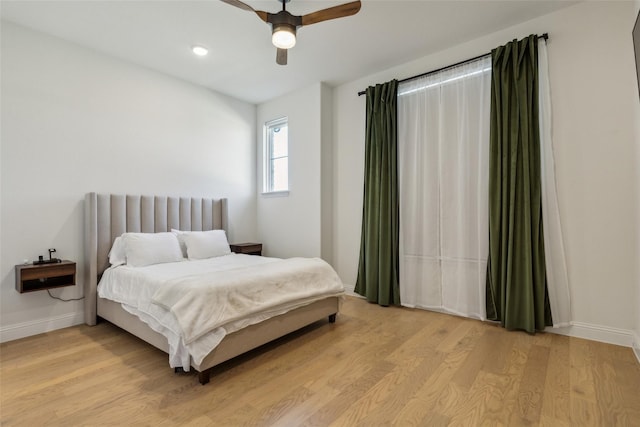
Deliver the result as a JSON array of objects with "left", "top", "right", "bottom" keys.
[{"left": 263, "top": 117, "right": 289, "bottom": 195}]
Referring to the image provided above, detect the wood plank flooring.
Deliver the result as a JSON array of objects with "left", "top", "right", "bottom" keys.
[{"left": 1, "top": 296, "right": 639, "bottom": 426}]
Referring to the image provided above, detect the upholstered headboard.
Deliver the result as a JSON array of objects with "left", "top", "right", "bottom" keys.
[{"left": 84, "top": 193, "right": 228, "bottom": 325}]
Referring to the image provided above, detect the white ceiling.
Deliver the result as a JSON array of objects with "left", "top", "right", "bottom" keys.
[{"left": 1, "top": 0, "right": 577, "bottom": 104}]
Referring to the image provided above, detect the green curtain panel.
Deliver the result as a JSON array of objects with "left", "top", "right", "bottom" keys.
[
  {"left": 485, "top": 35, "right": 552, "bottom": 333},
  {"left": 354, "top": 80, "right": 400, "bottom": 306}
]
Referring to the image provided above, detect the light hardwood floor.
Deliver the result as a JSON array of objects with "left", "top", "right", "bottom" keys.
[{"left": 1, "top": 296, "right": 639, "bottom": 426}]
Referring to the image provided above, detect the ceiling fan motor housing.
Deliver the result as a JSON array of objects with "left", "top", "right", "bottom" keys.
[{"left": 269, "top": 10, "right": 302, "bottom": 29}]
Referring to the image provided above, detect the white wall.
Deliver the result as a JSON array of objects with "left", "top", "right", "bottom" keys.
[
  {"left": 256, "top": 82, "right": 333, "bottom": 261},
  {"left": 0, "top": 22, "right": 257, "bottom": 341},
  {"left": 320, "top": 84, "right": 334, "bottom": 264},
  {"left": 333, "top": 1, "right": 639, "bottom": 344}
]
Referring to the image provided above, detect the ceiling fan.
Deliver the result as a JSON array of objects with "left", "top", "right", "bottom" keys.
[{"left": 220, "top": 0, "right": 362, "bottom": 65}]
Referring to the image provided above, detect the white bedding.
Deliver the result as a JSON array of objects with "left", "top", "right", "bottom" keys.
[{"left": 97, "top": 254, "right": 344, "bottom": 369}]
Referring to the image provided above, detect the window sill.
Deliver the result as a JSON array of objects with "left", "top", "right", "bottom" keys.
[{"left": 261, "top": 191, "right": 289, "bottom": 198}]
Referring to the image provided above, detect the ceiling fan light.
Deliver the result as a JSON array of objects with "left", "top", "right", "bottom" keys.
[{"left": 272, "top": 24, "right": 296, "bottom": 49}]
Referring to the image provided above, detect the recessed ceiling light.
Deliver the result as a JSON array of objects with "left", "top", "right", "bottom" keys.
[{"left": 192, "top": 45, "right": 208, "bottom": 56}]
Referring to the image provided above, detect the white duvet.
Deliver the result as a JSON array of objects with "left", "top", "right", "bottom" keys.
[{"left": 97, "top": 254, "right": 344, "bottom": 369}]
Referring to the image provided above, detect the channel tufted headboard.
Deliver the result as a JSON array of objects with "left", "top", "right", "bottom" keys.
[{"left": 84, "top": 193, "right": 228, "bottom": 325}]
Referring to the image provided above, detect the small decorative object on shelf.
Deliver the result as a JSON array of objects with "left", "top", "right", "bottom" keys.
[
  {"left": 15, "top": 260, "right": 76, "bottom": 293},
  {"left": 32, "top": 248, "right": 62, "bottom": 265},
  {"left": 230, "top": 243, "right": 262, "bottom": 256}
]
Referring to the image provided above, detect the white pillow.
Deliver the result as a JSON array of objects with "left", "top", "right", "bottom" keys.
[
  {"left": 123, "top": 232, "right": 183, "bottom": 267},
  {"left": 108, "top": 236, "right": 126, "bottom": 266},
  {"left": 171, "top": 229, "right": 189, "bottom": 257},
  {"left": 181, "top": 230, "right": 231, "bottom": 260}
]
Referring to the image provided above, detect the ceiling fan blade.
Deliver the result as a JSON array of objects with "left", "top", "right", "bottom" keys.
[
  {"left": 300, "top": 1, "right": 361, "bottom": 26},
  {"left": 219, "top": 0, "right": 268, "bottom": 22},
  {"left": 276, "top": 48, "right": 288, "bottom": 65}
]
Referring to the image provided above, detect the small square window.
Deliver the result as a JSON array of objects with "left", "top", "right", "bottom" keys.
[{"left": 264, "top": 118, "right": 289, "bottom": 193}]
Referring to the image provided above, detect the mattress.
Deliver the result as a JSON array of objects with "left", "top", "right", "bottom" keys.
[{"left": 97, "top": 254, "right": 344, "bottom": 369}]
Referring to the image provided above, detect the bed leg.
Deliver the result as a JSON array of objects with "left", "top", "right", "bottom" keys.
[
  {"left": 328, "top": 313, "right": 337, "bottom": 323},
  {"left": 174, "top": 367, "right": 186, "bottom": 374},
  {"left": 198, "top": 369, "right": 211, "bottom": 385}
]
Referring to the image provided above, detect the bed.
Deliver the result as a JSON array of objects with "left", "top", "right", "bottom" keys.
[{"left": 84, "top": 193, "right": 342, "bottom": 384}]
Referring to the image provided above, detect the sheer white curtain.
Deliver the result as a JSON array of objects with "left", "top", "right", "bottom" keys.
[
  {"left": 398, "top": 56, "right": 491, "bottom": 319},
  {"left": 539, "top": 40, "right": 572, "bottom": 327}
]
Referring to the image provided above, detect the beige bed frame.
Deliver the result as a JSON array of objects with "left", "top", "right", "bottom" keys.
[{"left": 84, "top": 193, "right": 339, "bottom": 384}]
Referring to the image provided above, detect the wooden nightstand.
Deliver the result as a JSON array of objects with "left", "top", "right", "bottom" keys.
[
  {"left": 230, "top": 243, "right": 262, "bottom": 256},
  {"left": 15, "top": 260, "right": 76, "bottom": 293}
]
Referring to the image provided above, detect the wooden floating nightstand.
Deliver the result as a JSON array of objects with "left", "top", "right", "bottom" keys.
[
  {"left": 230, "top": 243, "right": 262, "bottom": 256},
  {"left": 15, "top": 260, "right": 76, "bottom": 293}
]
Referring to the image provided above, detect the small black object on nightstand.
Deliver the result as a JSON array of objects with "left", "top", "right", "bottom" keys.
[{"left": 230, "top": 243, "right": 262, "bottom": 256}]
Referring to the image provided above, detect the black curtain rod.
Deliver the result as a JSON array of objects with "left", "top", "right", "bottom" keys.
[{"left": 357, "top": 33, "right": 549, "bottom": 96}]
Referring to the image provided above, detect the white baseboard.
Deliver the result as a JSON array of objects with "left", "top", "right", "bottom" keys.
[
  {"left": 343, "top": 283, "right": 356, "bottom": 296},
  {"left": 0, "top": 312, "right": 84, "bottom": 343},
  {"left": 633, "top": 331, "right": 640, "bottom": 364},
  {"left": 546, "top": 321, "right": 634, "bottom": 348}
]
